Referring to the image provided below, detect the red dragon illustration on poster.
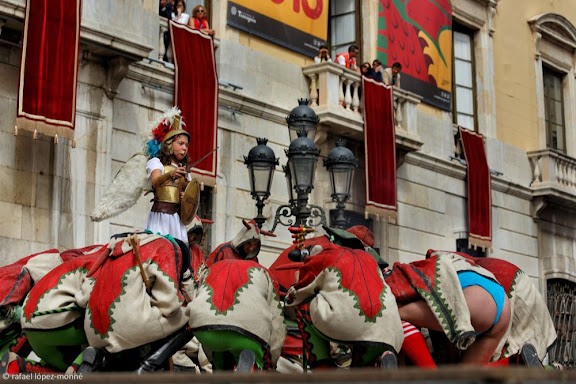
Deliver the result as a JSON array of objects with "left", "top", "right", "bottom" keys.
[{"left": 378, "top": 0, "right": 452, "bottom": 110}]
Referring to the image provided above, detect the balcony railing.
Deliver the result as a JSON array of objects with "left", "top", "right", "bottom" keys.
[
  {"left": 528, "top": 149, "right": 576, "bottom": 206},
  {"left": 302, "top": 62, "right": 423, "bottom": 152}
]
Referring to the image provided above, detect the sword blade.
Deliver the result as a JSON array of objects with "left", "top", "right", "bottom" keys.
[{"left": 187, "top": 147, "right": 219, "bottom": 171}]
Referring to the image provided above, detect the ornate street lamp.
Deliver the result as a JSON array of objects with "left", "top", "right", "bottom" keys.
[
  {"left": 286, "top": 98, "right": 319, "bottom": 142},
  {"left": 246, "top": 100, "right": 328, "bottom": 232},
  {"left": 323, "top": 139, "right": 358, "bottom": 229},
  {"left": 243, "top": 138, "right": 279, "bottom": 229},
  {"left": 286, "top": 130, "right": 320, "bottom": 226}
]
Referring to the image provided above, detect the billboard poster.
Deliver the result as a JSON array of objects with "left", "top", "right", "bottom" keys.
[
  {"left": 227, "top": 0, "right": 328, "bottom": 57},
  {"left": 377, "top": 0, "right": 453, "bottom": 111}
]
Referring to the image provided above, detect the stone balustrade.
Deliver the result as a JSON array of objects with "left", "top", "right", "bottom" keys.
[
  {"left": 529, "top": 149, "right": 576, "bottom": 191},
  {"left": 302, "top": 62, "right": 423, "bottom": 151}
]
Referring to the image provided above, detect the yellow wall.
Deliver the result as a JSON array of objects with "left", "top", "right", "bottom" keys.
[
  {"left": 235, "top": 30, "right": 316, "bottom": 67},
  {"left": 493, "top": 0, "right": 576, "bottom": 151}
]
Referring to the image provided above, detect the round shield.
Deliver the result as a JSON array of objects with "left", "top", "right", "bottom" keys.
[{"left": 181, "top": 179, "right": 200, "bottom": 225}]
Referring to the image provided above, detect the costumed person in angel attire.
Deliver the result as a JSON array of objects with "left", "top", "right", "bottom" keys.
[
  {"left": 89, "top": 107, "right": 200, "bottom": 246},
  {"left": 145, "top": 110, "right": 192, "bottom": 244}
]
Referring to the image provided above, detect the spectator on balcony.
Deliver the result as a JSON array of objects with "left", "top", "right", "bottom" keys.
[
  {"left": 159, "top": 0, "right": 173, "bottom": 62},
  {"left": 371, "top": 60, "right": 384, "bottom": 82},
  {"left": 360, "top": 62, "right": 373, "bottom": 79},
  {"left": 172, "top": 0, "right": 190, "bottom": 25},
  {"left": 335, "top": 44, "right": 360, "bottom": 72},
  {"left": 188, "top": 4, "right": 215, "bottom": 36},
  {"left": 314, "top": 45, "right": 332, "bottom": 64},
  {"left": 159, "top": 0, "right": 173, "bottom": 18},
  {"left": 383, "top": 62, "right": 402, "bottom": 88}
]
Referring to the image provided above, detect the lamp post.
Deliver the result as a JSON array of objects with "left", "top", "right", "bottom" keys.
[
  {"left": 243, "top": 138, "right": 279, "bottom": 229},
  {"left": 286, "top": 98, "right": 319, "bottom": 142},
  {"left": 286, "top": 129, "right": 320, "bottom": 226},
  {"left": 246, "top": 99, "right": 357, "bottom": 232},
  {"left": 323, "top": 139, "right": 358, "bottom": 229}
]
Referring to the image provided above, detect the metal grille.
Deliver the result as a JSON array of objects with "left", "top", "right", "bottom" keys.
[{"left": 547, "top": 279, "right": 576, "bottom": 367}]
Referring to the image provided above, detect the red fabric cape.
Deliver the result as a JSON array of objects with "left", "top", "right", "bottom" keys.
[
  {"left": 16, "top": 0, "right": 81, "bottom": 140},
  {"left": 268, "top": 236, "right": 330, "bottom": 298},
  {"left": 170, "top": 22, "right": 219, "bottom": 186},
  {"left": 362, "top": 76, "right": 397, "bottom": 219}
]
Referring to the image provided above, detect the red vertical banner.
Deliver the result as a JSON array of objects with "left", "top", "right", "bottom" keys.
[
  {"left": 16, "top": 0, "right": 82, "bottom": 140},
  {"left": 459, "top": 127, "right": 492, "bottom": 250},
  {"left": 170, "top": 22, "right": 219, "bottom": 186},
  {"left": 362, "top": 77, "right": 397, "bottom": 219}
]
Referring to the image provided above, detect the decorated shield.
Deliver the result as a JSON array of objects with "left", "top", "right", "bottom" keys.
[{"left": 181, "top": 179, "right": 200, "bottom": 225}]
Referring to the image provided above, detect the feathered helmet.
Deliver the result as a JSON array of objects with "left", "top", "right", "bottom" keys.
[{"left": 145, "top": 106, "right": 190, "bottom": 158}]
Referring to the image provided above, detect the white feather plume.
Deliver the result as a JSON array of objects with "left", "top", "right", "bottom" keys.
[{"left": 90, "top": 152, "right": 150, "bottom": 222}]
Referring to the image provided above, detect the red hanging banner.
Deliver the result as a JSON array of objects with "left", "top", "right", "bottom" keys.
[
  {"left": 16, "top": 0, "right": 82, "bottom": 140},
  {"left": 170, "top": 22, "right": 219, "bottom": 187},
  {"left": 459, "top": 127, "right": 492, "bottom": 250},
  {"left": 362, "top": 77, "right": 397, "bottom": 219}
]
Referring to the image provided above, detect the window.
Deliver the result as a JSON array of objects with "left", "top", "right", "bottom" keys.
[
  {"left": 455, "top": 238, "right": 485, "bottom": 258},
  {"left": 529, "top": 14, "right": 576, "bottom": 156},
  {"left": 543, "top": 67, "right": 566, "bottom": 152},
  {"left": 329, "top": 0, "right": 359, "bottom": 59},
  {"left": 452, "top": 26, "right": 477, "bottom": 131},
  {"left": 547, "top": 279, "right": 576, "bottom": 368}
]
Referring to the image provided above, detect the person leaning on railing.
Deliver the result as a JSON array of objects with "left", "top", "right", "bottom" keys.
[{"left": 188, "top": 4, "right": 215, "bottom": 36}]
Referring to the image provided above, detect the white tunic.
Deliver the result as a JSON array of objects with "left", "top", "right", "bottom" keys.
[
  {"left": 145, "top": 157, "right": 190, "bottom": 244},
  {"left": 172, "top": 12, "right": 190, "bottom": 25}
]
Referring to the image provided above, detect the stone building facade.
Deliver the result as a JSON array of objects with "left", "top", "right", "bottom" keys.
[{"left": 0, "top": 0, "right": 575, "bottom": 365}]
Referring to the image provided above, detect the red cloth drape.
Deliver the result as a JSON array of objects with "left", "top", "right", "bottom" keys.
[
  {"left": 16, "top": 0, "right": 81, "bottom": 140},
  {"left": 459, "top": 127, "right": 492, "bottom": 250},
  {"left": 362, "top": 77, "right": 397, "bottom": 219},
  {"left": 170, "top": 22, "right": 218, "bottom": 186}
]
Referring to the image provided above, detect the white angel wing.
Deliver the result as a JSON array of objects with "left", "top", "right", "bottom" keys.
[{"left": 90, "top": 152, "right": 150, "bottom": 222}]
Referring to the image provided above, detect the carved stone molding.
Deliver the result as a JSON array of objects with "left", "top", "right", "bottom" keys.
[
  {"left": 533, "top": 31, "right": 542, "bottom": 59},
  {"left": 105, "top": 56, "right": 130, "bottom": 99},
  {"left": 529, "top": 13, "right": 576, "bottom": 55},
  {"left": 488, "top": 6, "right": 496, "bottom": 36}
]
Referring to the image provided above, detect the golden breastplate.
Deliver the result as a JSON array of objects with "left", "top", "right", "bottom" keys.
[{"left": 155, "top": 165, "right": 187, "bottom": 204}]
